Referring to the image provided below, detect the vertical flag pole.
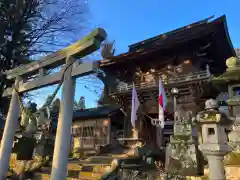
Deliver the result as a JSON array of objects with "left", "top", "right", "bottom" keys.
[
  {"left": 158, "top": 77, "right": 167, "bottom": 128},
  {"left": 156, "top": 77, "right": 167, "bottom": 147},
  {"left": 131, "top": 83, "right": 140, "bottom": 139}
]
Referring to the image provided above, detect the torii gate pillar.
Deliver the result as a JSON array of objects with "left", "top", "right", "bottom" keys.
[
  {"left": 50, "top": 56, "right": 76, "bottom": 180},
  {"left": 0, "top": 78, "right": 21, "bottom": 180}
]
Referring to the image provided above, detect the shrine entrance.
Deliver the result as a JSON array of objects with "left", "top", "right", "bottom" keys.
[
  {"left": 71, "top": 106, "right": 125, "bottom": 153},
  {"left": 0, "top": 28, "right": 106, "bottom": 180},
  {"left": 141, "top": 114, "right": 158, "bottom": 145},
  {"left": 72, "top": 119, "right": 109, "bottom": 150}
]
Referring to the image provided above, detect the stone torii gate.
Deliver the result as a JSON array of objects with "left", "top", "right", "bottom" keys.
[{"left": 0, "top": 28, "right": 106, "bottom": 180}]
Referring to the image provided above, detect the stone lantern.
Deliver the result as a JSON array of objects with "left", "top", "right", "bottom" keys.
[
  {"left": 196, "top": 99, "right": 232, "bottom": 180},
  {"left": 212, "top": 56, "right": 240, "bottom": 166},
  {"left": 224, "top": 57, "right": 240, "bottom": 152}
]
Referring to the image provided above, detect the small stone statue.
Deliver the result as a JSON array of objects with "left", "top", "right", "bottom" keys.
[
  {"left": 21, "top": 101, "right": 38, "bottom": 134},
  {"left": 36, "top": 108, "right": 51, "bottom": 130},
  {"left": 175, "top": 105, "right": 194, "bottom": 124},
  {"left": 25, "top": 117, "right": 37, "bottom": 134}
]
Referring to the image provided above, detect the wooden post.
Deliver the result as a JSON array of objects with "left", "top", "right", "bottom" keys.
[
  {"left": 107, "top": 119, "right": 111, "bottom": 144},
  {"left": 80, "top": 123, "right": 84, "bottom": 149},
  {"left": 123, "top": 107, "right": 132, "bottom": 138},
  {"left": 0, "top": 77, "right": 21, "bottom": 180},
  {"left": 156, "top": 127, "right": 163, "bottom": 148},
  {"left": 123, "top": 108, "right": 128, "bottom": 138},
  {"left": 50, "top": 56, "right": 76, "bottom": 180}
]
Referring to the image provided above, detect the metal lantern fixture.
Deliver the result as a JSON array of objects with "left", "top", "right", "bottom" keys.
[
  {"left": 171, "top": 87, "right": 179, "bottom": 121},
  {"left": 171, "top": 87, "right": 179, "bottom": 95}
]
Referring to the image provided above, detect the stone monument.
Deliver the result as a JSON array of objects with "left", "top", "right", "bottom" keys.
[{"left": 166, "top": 106, "right": 204, "bottom": 179}]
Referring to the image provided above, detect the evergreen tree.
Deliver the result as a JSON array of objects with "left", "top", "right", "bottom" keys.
[
  {"left": 51, "top": 98, "right": 60, "bottom": 113},
  {"left": 73, "top": 100, "right": 78, "bottom": 110},
  {"left": 78, "top": 96, "right": 85, "bottom": 109},
  {"left": 0, "top": 0, "right": 38, "bottom": 71}
]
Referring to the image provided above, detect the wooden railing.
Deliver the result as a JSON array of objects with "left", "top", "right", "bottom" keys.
[
  {"left": 167, "top": 70, "right": 211, "bottom": 84},
  {"left": 79, "top": 137, "right": 107, "bottom": 149},
  {"left": 110, "top": 69, "right": 211, "bottom": 94}
]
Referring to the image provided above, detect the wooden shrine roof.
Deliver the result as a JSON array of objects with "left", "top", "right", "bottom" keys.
[
  {"left": 50, "top": 105, "right": 121, "bottom": 124},
  {"left": 99, "top": 15, "right": 235, "bottom": 72},
  {"left": 72, "top": 105, "right": 121, "bottom": 120},
  {"left": 128, "top": 16, "right": 214, "bottom": 52}
]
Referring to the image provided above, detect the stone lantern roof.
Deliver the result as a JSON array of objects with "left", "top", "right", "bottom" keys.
[
  {"left": 196, "top": 99, "right": 231, "bottom": 125},
  {"left": 212, "top": 56, "right": 240, "bottom": 83}
]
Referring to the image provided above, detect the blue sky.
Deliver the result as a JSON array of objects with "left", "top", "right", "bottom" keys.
[
  {"left": 34, "top": 0, "right": 240, "bottom": 108},
  {"left": 88, "top": 0, "right": 240, "bottom": 53}
]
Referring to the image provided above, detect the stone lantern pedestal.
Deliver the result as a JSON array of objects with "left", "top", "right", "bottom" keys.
[{"left": 199, "top": 146, "right": 231, "bottom": 180}]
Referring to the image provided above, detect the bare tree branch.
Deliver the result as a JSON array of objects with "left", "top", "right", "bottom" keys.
[{"left": 0, "top": 0, "right": 89, "bottom": 113}]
